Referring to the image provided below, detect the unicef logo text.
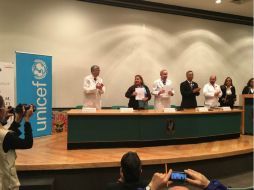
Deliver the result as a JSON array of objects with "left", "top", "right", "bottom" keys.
[{"left": 32, "top": 60, "right": 48, "bottom": 80}]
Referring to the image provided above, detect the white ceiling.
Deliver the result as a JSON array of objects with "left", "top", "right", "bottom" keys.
[{"left": 145, "top": 0, "right": 253, "bottom": 17}]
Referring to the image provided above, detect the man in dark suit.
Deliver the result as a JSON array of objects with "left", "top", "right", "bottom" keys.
[{"left": 180, "top": 71, "right": 201, "bottom": 109}]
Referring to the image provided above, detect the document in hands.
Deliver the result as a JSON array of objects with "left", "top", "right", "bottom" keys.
[
  {"left": 135, "top": 87, "right": 145, "bottom": 100},
  {"left": 162, "top": 85, "right": 172, "bottom": 97}
]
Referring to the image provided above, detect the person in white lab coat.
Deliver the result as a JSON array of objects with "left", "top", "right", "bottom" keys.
[
  {"left": 152, "top": 69, "right": 175, "bottom": 110},
  {"left": 83, "top": 65, "right": 105, "bottom": 109},
  {"left": 203, "top": 75, "right": 222, "bottom": 108}
]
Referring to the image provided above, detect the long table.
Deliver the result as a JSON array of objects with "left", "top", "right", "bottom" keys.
[{"left": 67, "top": 109, "right": 242, "bottom": 149}]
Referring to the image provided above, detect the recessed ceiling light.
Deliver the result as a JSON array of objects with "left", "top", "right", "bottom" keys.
[{"left": 216, "top": 0, "right": 222, "bottom": 4}]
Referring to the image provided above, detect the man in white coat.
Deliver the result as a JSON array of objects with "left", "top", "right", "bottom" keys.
[
  {"left": 203, "top": 75, "right": 222, "bottom": 107},
  {"left": 83, "top": 65, "right": 105, "bottom": 109},
  {"left": 152, "top": 69, "right": 175, "bottom": 110}
]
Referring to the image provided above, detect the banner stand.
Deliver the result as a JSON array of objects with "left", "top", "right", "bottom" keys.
[{"left": 16, "top": 52, "right": 52, "bottom": 137}]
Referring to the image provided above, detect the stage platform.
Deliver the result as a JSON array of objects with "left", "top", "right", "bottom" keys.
[{"left": 16, "top": 132, "right": 253, "bottom": 171}]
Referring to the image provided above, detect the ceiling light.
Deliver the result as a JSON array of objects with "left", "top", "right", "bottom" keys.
[{"left": 216, "top": 0, "right": 222, "bottom": 4}]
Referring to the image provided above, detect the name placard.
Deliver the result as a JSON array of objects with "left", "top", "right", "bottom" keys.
[
  {"left": 82, "top": 107, "right": 97, "bottom": 113},
  {"left": 221, "top": 107, "right": 231, "bottom": 111},
  {"left": 120, "top": 108, "right": 134, "bottom": 112},
  {"left": 164, "top": 108, "right": 176, "bottom": 112},
  {"left": 195, "top": 107, "right": 209, "bottom": 112}
]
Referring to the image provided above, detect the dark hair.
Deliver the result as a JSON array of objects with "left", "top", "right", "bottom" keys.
[
  {"left": 247, "top": 78, "right": 254, "bottom": 87},
  {"left": 0, "top": 95, "right": 4, "bottom": 108},
  {"left": 186, "top": 70, "right": 193, "bottom": 76},
  {"left": 224, "top": 77, "right": 233, "bottom": 86},
  {"left": 134, "top": 75, "right": 144, "bottom": 85},
  {"left": 90, "top": 65, "right": 100, "bottom": 72},
  {"left": 121, "top": 151, "right": 142, "bottom": 183}
]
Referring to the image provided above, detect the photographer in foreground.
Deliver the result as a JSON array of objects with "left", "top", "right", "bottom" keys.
[
  {"left": 0, "top": 95, "right": 34, "bottom": 190},
  {"left": 147, "top": 168, "right": 227, "bottom": 190}
]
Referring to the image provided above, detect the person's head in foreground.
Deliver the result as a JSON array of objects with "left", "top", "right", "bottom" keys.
[{"left": 120, "top": 151, "right": 142, "bottom": 183}]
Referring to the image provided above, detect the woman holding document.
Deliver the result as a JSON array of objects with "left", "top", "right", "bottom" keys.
[{"left": 125, "top": 75, "right": 151, "bottom": 110}]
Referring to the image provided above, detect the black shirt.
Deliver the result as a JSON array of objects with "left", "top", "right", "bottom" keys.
[
  {"left": 219, "top": 85, "right": 236, "bottom": 108},
  {"left": 242, "top": 86, "right": 254, "bottom": 94},
  {"left": 2, "top": 121, "right": 33, "bottom": 153},
  {"left": 125, "top": 85, "right": 151, "bottom": 110}
]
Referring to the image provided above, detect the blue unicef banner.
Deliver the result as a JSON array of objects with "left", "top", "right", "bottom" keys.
[{"left": 16, "top": 52, "right": 52, "bottom": 137}]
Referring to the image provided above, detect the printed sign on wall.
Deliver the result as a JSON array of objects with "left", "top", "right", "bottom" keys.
[{"left": 0, "top": 62, "right": 15, "bottom": 107}]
